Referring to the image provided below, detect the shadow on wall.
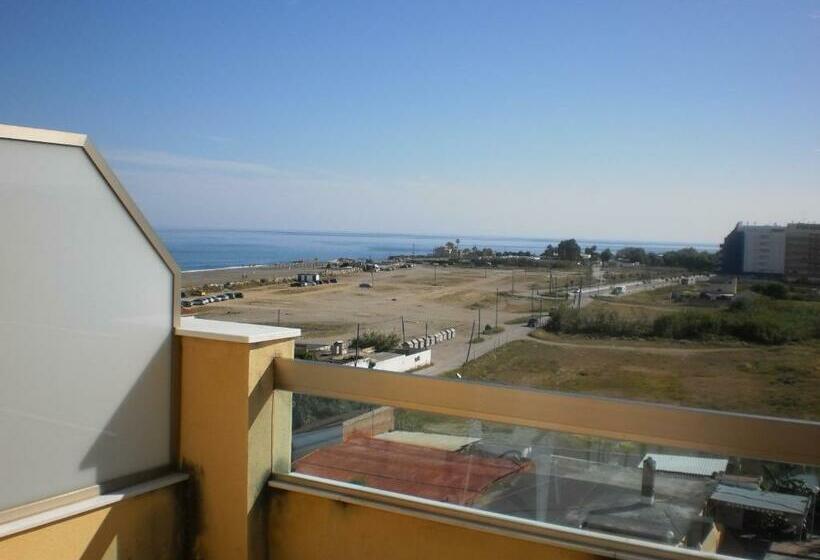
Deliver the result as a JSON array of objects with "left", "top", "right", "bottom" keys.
[
  {"left": 79, "top": 339, "right": 176, "bottom": 486},
  {"left": 75, "top": 484, "right": 184, "bottom": 560}
]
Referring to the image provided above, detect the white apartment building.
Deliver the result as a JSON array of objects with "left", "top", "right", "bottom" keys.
[{"left": 740, "top": 225, "right": 786, "bottom": 274}]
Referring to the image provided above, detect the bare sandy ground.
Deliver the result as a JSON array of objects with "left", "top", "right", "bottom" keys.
[
  {"left": 188, "top": 265, "right": 564, "bottom": 374},
  {"left": 181, "top": 262, "right": 328, "bottom": 288}
]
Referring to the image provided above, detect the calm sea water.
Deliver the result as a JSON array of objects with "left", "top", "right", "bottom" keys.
[{"left": 158, "top": 229, "right": 720, "bottom": 271}]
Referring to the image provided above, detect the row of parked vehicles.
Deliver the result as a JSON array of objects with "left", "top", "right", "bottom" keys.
[{"left": 181, "top": 291, "right": 243, "bottom": 308}]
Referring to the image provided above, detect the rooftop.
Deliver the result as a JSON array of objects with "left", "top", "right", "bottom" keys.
[
  {"left": 293, "top": 436, "right": 525, "bottom": 505},
  {"left": 641, "top": 453, "right": 728, "bottom": 478},
  {"left": 709, "top": 484, "right": 810, "bottom": 516}
]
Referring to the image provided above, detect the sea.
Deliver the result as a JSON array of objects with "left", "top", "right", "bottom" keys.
[{"left": 158, "top": 229, "right": 720, "bottom": 272}]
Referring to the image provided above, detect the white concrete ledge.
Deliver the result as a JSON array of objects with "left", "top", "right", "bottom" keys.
[
  {"left": 176, "top": 316, "right": 301, "bottom": 344},
  {"left": 0, "top": 472, "right": 189, "bottom": 540}
]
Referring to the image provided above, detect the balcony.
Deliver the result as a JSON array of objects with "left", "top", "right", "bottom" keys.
[{"left": 1, "top": 124, "right": 818, "bottom": 560}]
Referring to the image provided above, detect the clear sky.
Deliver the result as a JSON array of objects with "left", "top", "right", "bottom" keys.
[{"left": 2, "top": 1, "right": 818, "bottom": 243}]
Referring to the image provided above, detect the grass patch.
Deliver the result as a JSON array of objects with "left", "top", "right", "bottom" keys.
[{"left": 444, "top": 339, "right": 820, "bottom": 420}]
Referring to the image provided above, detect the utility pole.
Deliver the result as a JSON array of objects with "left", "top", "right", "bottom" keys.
[
  {"left": 434, "top": 266, "right": 437, "bottom": 285},
  {"left": 355, "top": 323, "right": 360, "bottom": 362},
  {"left": 277, "top": 309, "right": 281, "bottom": 326},
  {"left": 578, "top": 277, "right": 584, "bottom": 310},
  {"left": 549, "top": 266, "right": 553, "bottom": 295},
  {"left": 401, "top": 316, "right": 406, "bottom": 344},
  {"left": 511, "top": 270, "right": 515, "bottom": 294},
  {"left": 478, "top": 307, "right": 482, "bottom": 332},
  {"left": 465, "top": 321, "right": 476, "bottom": 366},
  {"left": 425, "top": 321, "right": 428, "bottom": 337},
  {"left": 495, "top": 288, "right": 499, "bottom": 330}
]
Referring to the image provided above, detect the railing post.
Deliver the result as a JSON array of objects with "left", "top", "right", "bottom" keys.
[
  {"left": 272, "top": 390, "right": 293, "bottom": 474},
  {"left": 176, "top": 318, "right": 299, "bottom": 560}
]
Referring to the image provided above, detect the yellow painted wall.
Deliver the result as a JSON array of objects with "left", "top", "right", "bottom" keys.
[
  {"left": 269, "top": 491, "right": 603, "bottom": 560},
  {"left": 0, "top": 485, "right": 182, "bottom": 560},
  {"left": 179, "top": 336, "right": 295, "bottom": 560}
]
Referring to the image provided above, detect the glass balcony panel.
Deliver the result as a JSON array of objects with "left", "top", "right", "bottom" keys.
[{"left": 291, "top": 395, "right": 820, "bottom": 559}]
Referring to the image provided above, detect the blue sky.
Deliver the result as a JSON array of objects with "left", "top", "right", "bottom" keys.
[{"left": 2, "top": 1, "right": 818, "bottom": 243}]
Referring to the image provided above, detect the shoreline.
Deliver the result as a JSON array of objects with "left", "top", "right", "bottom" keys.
[{"left": 181, "top": 261, "right": 328, "bottom": 288}]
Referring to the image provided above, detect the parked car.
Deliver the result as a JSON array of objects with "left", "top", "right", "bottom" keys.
[
  {"left": 232, "top": 291, "right": 244, "bottom": 298},
  {"left": 181, "top": 300, "right": 192, "bottom": 308},
  {"left": 359, "top": 282, "right": 372, "bottom": 288},
  {"left": 329, "top": 278, "right": 338, "bottom": 283}
]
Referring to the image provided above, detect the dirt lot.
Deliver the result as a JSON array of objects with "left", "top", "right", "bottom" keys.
[{"left": 189, "top": 265, "right": 566, "bottom": 375}]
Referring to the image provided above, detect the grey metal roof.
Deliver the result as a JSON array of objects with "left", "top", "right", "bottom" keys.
[
  {"left": 709, "top": 484, "right": 810, "bottom": 515},
  {"left": 641, "top": 454, "right": 728, "bottom": 477}
]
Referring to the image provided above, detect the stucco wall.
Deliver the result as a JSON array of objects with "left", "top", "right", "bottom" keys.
[
  {"left": 0, "top": 485, "right": 183, "bottom": 560},
  {"left": 269, "top": 490, "right": 602, "bottom": 560}
]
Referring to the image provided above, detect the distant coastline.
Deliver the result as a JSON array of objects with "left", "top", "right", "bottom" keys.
[{"left": 159, "top": 228, "right": 720, "bottom": 272}]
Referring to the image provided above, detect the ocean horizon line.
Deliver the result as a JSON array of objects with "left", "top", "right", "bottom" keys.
[{"left": 156, "top": 227, "right": 720, "bottom": 249}]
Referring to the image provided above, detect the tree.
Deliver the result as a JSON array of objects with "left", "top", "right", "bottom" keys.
[
  {"left": 557, "top": 239, "right": 581, "bottom": 261},
  {"left": 661, "top": 247, "right": 717, "bottom": 272},
  {"left": 600, "top": 248, "right": 613, "bottom": 263},
  {"left": 616, "top": 247, "right": 648, "bottom": 264}
]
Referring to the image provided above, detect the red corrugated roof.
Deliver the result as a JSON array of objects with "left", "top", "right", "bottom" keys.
[{"left": 293, "top": 436, "right": 526, "bottom": 505}]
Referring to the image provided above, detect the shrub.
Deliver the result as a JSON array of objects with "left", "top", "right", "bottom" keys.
[
  {"left": 547, "top": 305, "right": 649, "bottom": 337},
  {"left": 751, "top": 282, "right": 789, "bottom": 300},
  {"left": 352, "top": 330, "right": 401, "bottom": 351},
  {"left": 547, "top": 298, "right": 820, "bottom": 345}
]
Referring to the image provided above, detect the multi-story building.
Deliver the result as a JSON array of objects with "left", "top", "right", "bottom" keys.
[
  {"left": 784, "top": 223, "right": 820, "bottom": 283},
  {"left": 720, "top": 223, "right": 746, "bottom": 275},
  {"left": 720, "top": 223, "right": 786, "bottom": 276}
]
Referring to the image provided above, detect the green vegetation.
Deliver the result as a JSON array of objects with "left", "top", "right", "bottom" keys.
[
  {"left": 445, "top": 338, "right": 820, "bottom": 420},
  {"left": 292, "top": 395, "right": 370, "bottom": 430},
  {"left": 483, "top": 324, "right": 505, "bottom": 334},
  {"left": 557, "top": 239, "right": 582, "bottom": 261},
  {"left": 351, "top": 330, "right": 401, "bottom": 351},
  {"left": 745, "top": 280, "right": 820, "bottom": 302},
  {"left": 615, "top": 246, "right": 717, "bottom": 272},
  {"left": 750, "top": 282, "right": 789, "bottom": 300},
  {"left": 548, "top": 296, "right": 820, "bottom": 345}
]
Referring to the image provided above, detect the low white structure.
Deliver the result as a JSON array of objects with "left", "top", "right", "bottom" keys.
[
  {"left": 641, "top": 454, "right": 728, "bottom": 479},
  {"left": 296, "top": 273, "right": 321, "bottom": 283},
  {"left": 346, "top": 349, "right": 432, "bottom": 372}
]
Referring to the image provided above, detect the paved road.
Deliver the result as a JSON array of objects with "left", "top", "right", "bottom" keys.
[
  {"left": 419, "top": 323, "right": 533, "bottom": 377},
  {"left": 293, "top": 423, "right": 342, "bottom": 459}
]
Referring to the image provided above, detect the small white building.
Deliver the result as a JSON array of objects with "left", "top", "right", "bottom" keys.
[
  {"left": 346, "top": 350, "right": 432, "bottom": 372},
  {"left": 297, "top": 273, "right": 321, "bottom": 283}
]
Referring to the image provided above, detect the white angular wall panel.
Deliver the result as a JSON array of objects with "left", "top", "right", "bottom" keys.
[{"left": 0, "top": 137, "right": 174, "bottom": 511}]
